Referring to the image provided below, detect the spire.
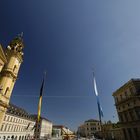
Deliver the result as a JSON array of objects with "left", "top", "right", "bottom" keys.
[
  {"left": 7, "top": 33, "right": 24, "bottom": 55},
  {"left": 17, "top": 32, "right": 23, "bottom": 41}
]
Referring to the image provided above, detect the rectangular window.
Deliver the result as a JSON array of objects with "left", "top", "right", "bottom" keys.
[
  {"left": 120, "top": 95, "right": 123, "bottom": 100},
  {"left": 127, "top": 128, "right": 133, "bottom": 139},
  {"left": 0, "top": 125, "right": 4, "bottom": 131},
  {"left": 4, "top": 116, "right": 7, "bottom": 121},
  {"left": 7, "top": 116, "right": 9, "bottom": 121},
  {"left": 129, "top": 110, "right": 135, "bottom": 121},
  {"left": 123, "top": 129, "right": 127, "bottom": 139},
  {"left": 125, "top": 91, "right": 128, "bottom": 98},
  {"left": 124, "top": 112, "right": 128, "bottom": 122},
  {"left": 135, "top": 108, "right": 140, "bottom": 119},
  {"left": 133, "top": 128, "right": 139, "bottom": 138},
  {"left": 130, "top": 87, "right": 134, "bottom": 95},
  {"left": 119, "top": 113, "right": 123, "bottom": 122}
]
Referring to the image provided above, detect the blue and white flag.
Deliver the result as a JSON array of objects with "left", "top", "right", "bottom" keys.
[{"left": 93, "top": 72, "right": 104, "bottom": 118}]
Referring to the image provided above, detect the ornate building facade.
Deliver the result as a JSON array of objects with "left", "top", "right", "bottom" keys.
[
  {"left": 0, "top": 103, "right": 35, "bottom": 140},
  {"left": 113, "top": 79, "right": 140, "bottom": 140},
  {"left": 0, "top": 36, "right": 24, "bottom": 128}
]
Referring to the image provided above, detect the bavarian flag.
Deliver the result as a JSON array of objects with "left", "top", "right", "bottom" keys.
[
  {"left": 93, "top": 72, "right": 104, "bottom": 118},
  {"left": 37, "top": 73, "right": 46, "bottom": 122}
]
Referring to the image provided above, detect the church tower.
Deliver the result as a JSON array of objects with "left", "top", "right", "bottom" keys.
[{"left": 0, "top": 35, "right": 24, "bottom": 127}]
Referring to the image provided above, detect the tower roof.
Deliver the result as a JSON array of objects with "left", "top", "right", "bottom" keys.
[{"left": 7, "top": 34, "right": 24, "bottom": 53}]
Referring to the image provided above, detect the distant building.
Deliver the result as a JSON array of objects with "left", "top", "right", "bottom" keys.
[
  {"left": 53, "top": 125, "right": 74, "bottom": 139},
  {"left": 78, "top": 119, "right": 101, "bottom": 137},
  {"left": 32, "top": 115, "right": 52, "bottom": 139},
  {"left": 113, "top": 79, "right": 140, "bottom": 140},
  {"left": 77, "top": 124, "right": 86, "bottom": 137},
  {"left": 102, "top": 121, "right": 123, "bottom": 140},
  {"left": 0, "top": 103, "right": 35, "bottom": 140},
  {"left": 52, "top": 125, "right": 62, "bottom": 138}
]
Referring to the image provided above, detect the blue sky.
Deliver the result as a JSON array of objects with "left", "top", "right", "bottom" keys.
[{"left": 1, "top": 0, "right": 140, "bottom": 130}]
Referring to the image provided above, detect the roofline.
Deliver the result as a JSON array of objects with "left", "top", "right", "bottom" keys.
[
  {"left": 30, "top": 114, "right": 52, "bottom": 123},
  {"left": 85, "top": 119, "right": 100, "bottom": 122},
  {"left": 112, "top": 78, "right": 140, "bottom": 96}
]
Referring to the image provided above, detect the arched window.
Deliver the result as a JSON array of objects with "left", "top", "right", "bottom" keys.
[
  {"left": 19, "top": 136, "right": 21, "bottom": 140},
  {"left": 15, "top": 136, "right": 17, "bottom": 140},
  {"left": 7, "top": 136, "right": 10, "bottom": 140},
  {"left": 4, "top": 116, "right": 7, "bottom": 121},
  {"left": 0, "top": 124, "right": 4, "bottom": 131},
  {"left": 3, "top": 136, "right": 6, "bottom": 140},
  {"left": 4, "top": 87, "right": 9, "bottom": 95},
  {"left": 4, "top": 124, "right": 7, "bottom": 131},
  {"left": 13, "top": 65, "right": 17, "bottom": 73},
  {"left": 11, "top": 135, "right": 14, "bottom": 140}
]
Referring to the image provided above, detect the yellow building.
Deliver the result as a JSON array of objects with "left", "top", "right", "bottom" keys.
[
  {"left": 0, "top": 35, "right": 24, "bottom": 128},
  {"left": 113, "top": 79, "right": 140, "bottom": 140}
]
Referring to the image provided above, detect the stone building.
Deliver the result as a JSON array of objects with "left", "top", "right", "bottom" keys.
[
  {"left": 0, "top": 36, "right": 24, "bottom": 128},
  {"left": 113, "top": 79, "right": 140, "bottom": 140},
  {"left": 0, "top": 103, "right": 35, "bottom": 140},
  {"left": 78, "top": 119, "right": 101, "bottom": 138},
  {"left": 102, "top": 122, "right": 123, "bottom": 140}
]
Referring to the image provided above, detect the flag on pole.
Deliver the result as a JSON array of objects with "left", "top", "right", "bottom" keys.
[
  {"left": 37, "top": 72, "right": 46, "bottom": 122},
  {"left": 93, "top": 72, "right": 104, "bottom": 118}
]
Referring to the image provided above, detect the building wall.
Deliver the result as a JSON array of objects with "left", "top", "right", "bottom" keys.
[
  {"left": 78, "top": 125, "right": 86, "bottom": 137},
  {"left": 33, "top": 117, "right": 53, "bottom": 139},
  {"left": 0, "top": 113, "right": 35, "bottom": 140},
  {"left": 0, "top": 45, "right": 7, "bottom": 128},
  {"left": 113, "top": 79, "right": 140, "bottom": 140},
  {"left": 40, "top": 119, "right": 52, "bottom": 139},
  {"left": 52, "top": 128, "right": 61, "bottom": 138},
  {"left": 102, "top": 123, "right": 123, "bottom": 140},
  {"left": 84, "top": 120, "right": 101, "bottom": 137},
  {"left": 0, "top": 59, "right": 5, "bottom": 72}
]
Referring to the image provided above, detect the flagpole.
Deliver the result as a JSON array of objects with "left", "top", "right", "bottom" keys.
[
  {"left": 92, "top": 71, "right": 104, "bottom": 139},
  {"left": 35, "top": 72, "right": 46, "bottom": 139},
  {"left": 97, "top": 98, "right": 102, "bottom": 125}
]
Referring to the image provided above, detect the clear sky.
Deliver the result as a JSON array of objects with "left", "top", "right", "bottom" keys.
[{"left": 1, "top": 0, "right": 140, "bottom": 131}]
